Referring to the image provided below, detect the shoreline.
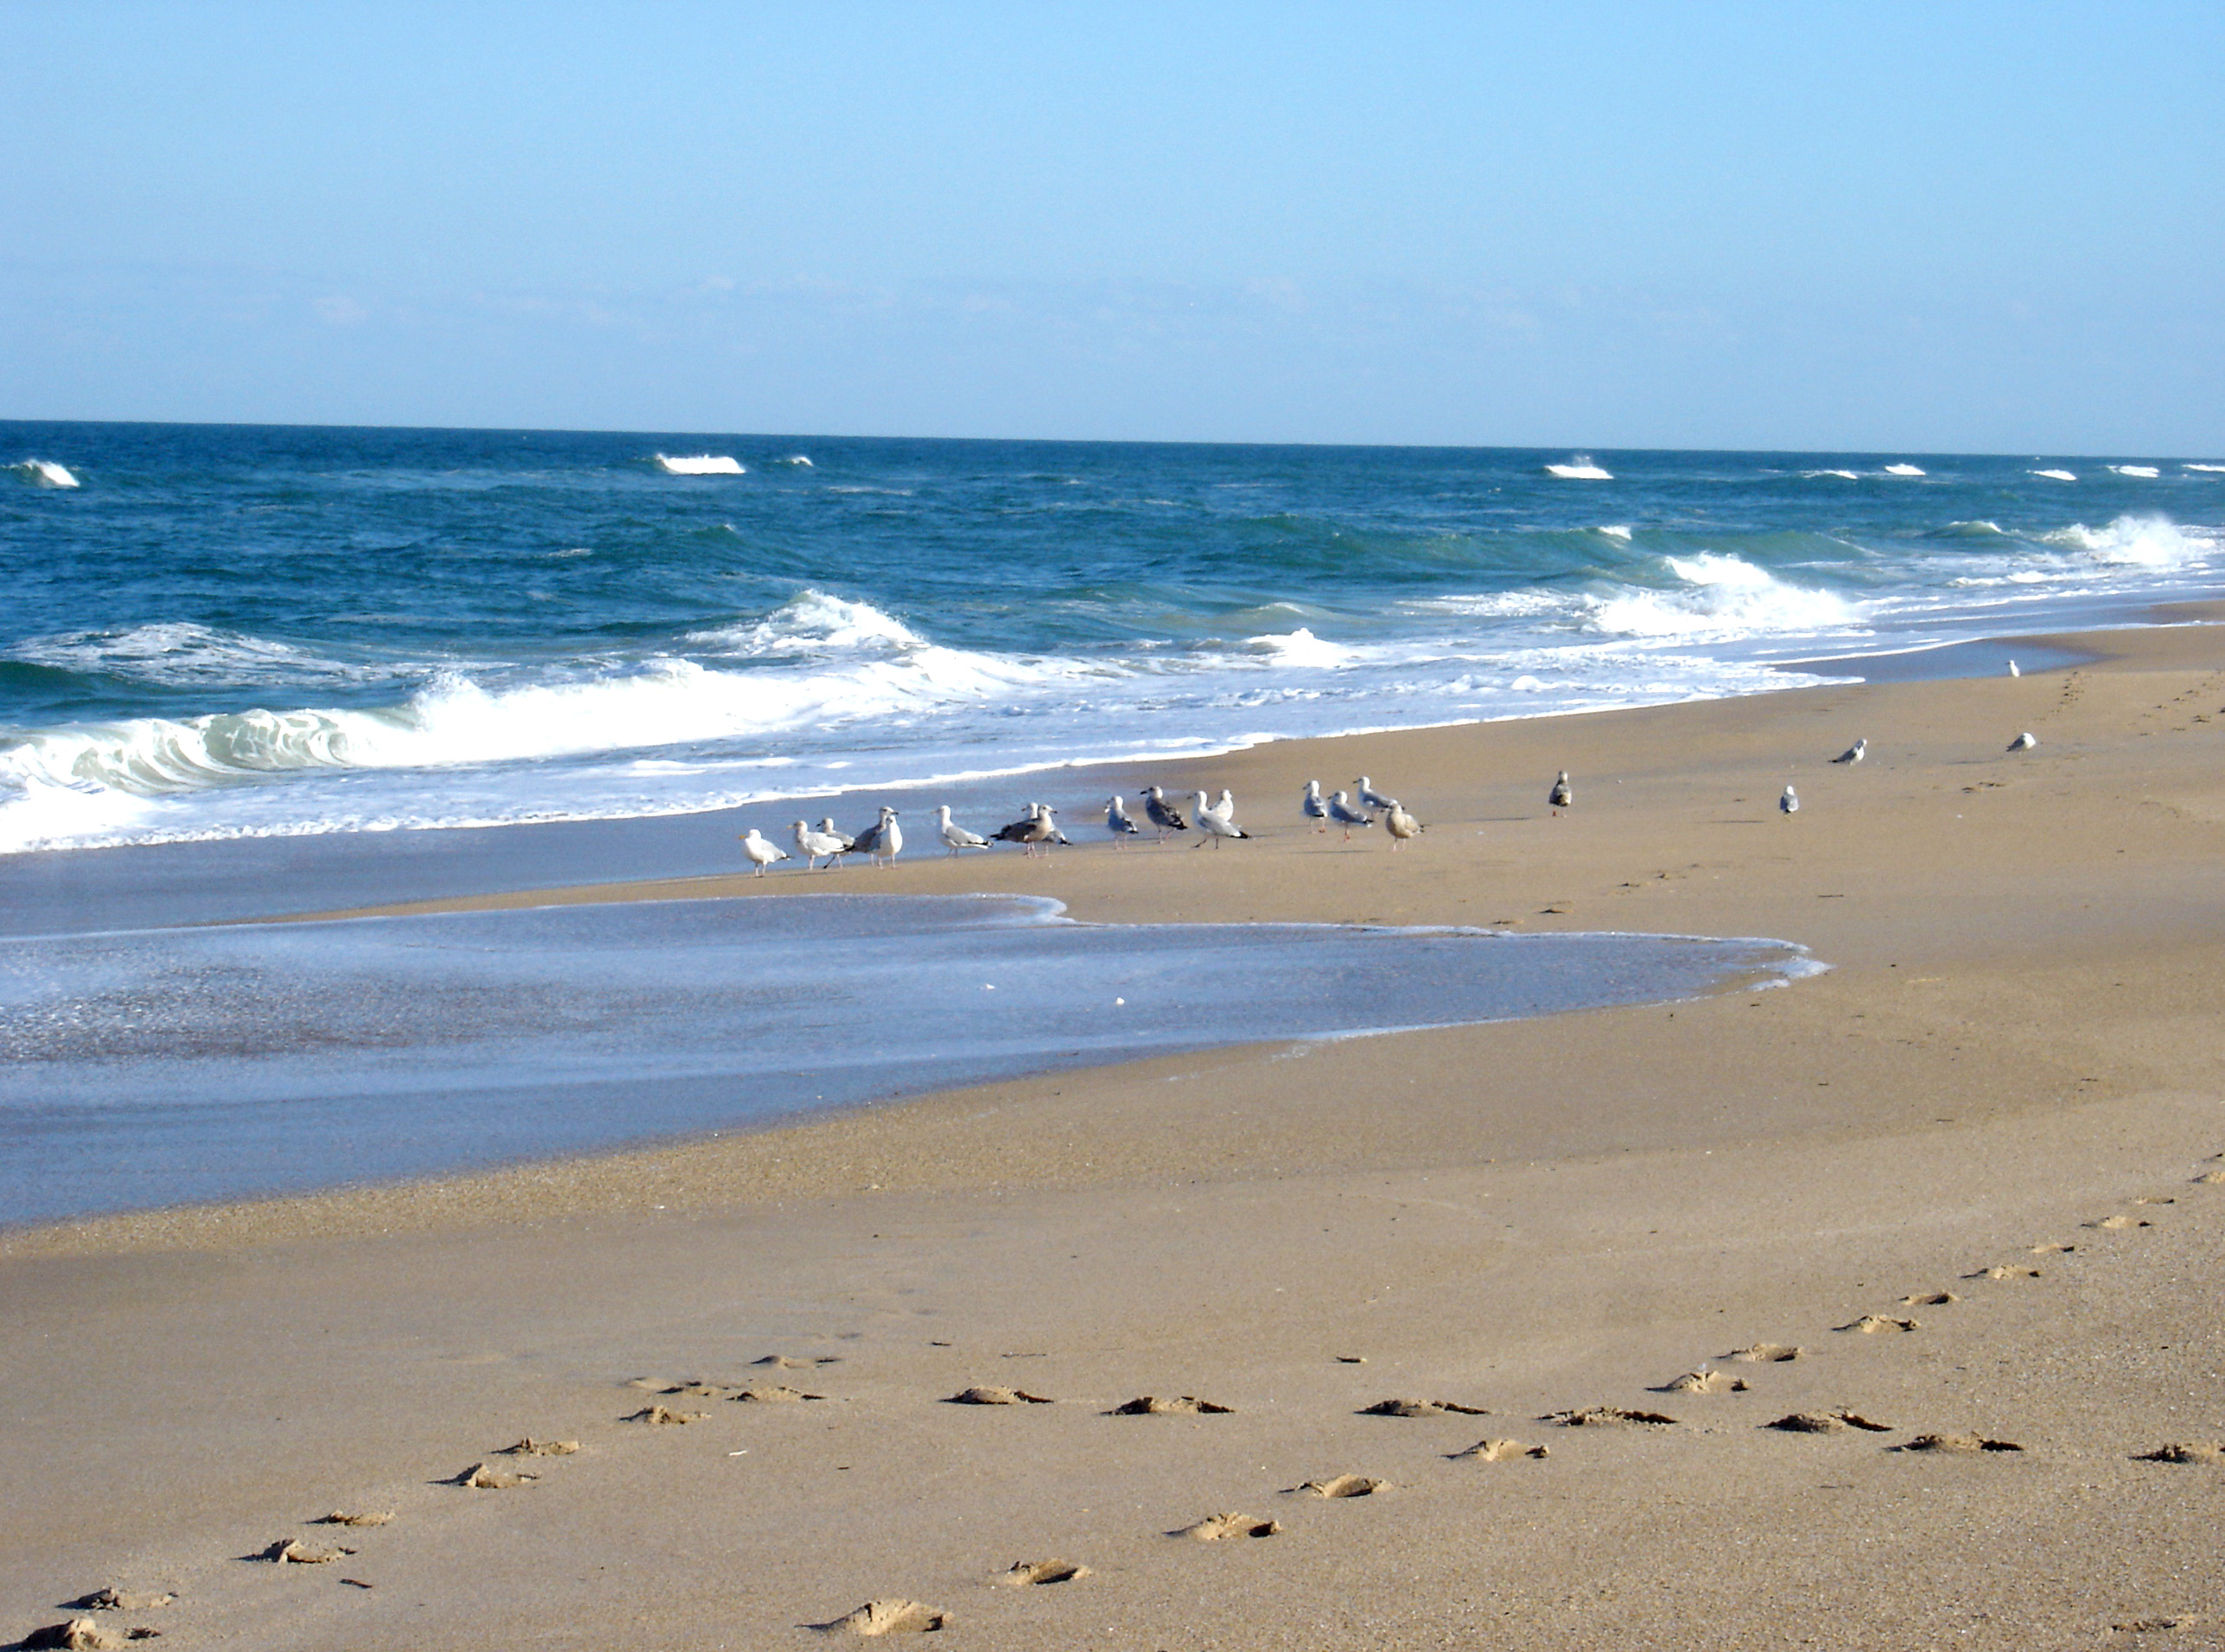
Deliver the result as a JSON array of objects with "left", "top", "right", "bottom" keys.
[{"left": 7, "top": 617, "right": 2225, "bottom": 1648}]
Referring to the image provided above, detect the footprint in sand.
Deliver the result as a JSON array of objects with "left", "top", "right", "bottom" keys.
[
  {"left": 1837, "top": 1315, "right": 1921, "bottom": 1335},
  {"left": 811, "top": 1598, "right": 950, "bottom": 1635},
  {"left": 1108, "top": 1395, "right": 1234, "bottom": 1415},
  {"left": 1173, "top": 1512, "right": 1282, "bottom": 1541},
  {"left": 499, "top": 1438, "right": 579, "bottom": 1456},
  {"left": 453, "top": 1462, "right": 538, "bottom": 1489},
  {"left": 314, "top": 1510, "right": 394, "bottom": 1526},
  {"left": 2032, "top": 1241, "right": 2077, "bottom": 1253},
  {"left": 1656, "top": 1369, "right": 1750, "bottom": 1394},
  {"left": 2193, "top": 1170, "right": 2225, "bottom": 1185},
  {"left": 754, "top": 1354, "right": 842, "bottom": 1369},
  {"left": 2133, "top": 1197, "right": 2176, "bottom": 1206},
  {"left": 733, "top": 1385, "right": 827, "bottom": 1404},
  {"left": 997, "top": 1560, "right": 1090, "bottom": 1586},
  {"left": 1898, "top": 1291, "right": 1960, "bottom": 1307},
  {"left": 1727, "top": 1343, "right": 1804, "bottom": 1363},
  {"left": 1449, "top": 1438, "right": 1549, "bottom": 1461},
  {"left": 1358, "top": 1397, "right": 1491, "bottom": 1418},
  {"left": 63, "top": 1592, "right": 175, "bottom": 1614},
  {"left": 2134, "top": 1442, "right": 2225, "bottom": 1465},
  {"left": 1288, "top": 1475, "right": 1386, "bottom": 1499},
  {"left": 623, "top": 1405, "right": 705, "bottom": 1425},
  {"left": 1965, "top": 1265, "right": 2042, "bottom": 1280},
  {"left": 945, "top": 1386, "right": 1052, "bottom": 1406},
  {"left": 1894, "top": 1433, "right": 2024, "bottom": 1453},
  {"left": 255, "top": 1538, "right": 357, "bottom": 1564},
  {"left": 1542, "top": 1407, "right": 1678, "bottom": 1428},
  {"left": 2111, "top": 1615, "right": 2209, "bottom": 1635},
  {"left": 1765, "top": 1411, "right": 1894, "bottom": 1434},
  {"left": 2090, "top": 1215, "right": 2153, "bottom": 1231}
]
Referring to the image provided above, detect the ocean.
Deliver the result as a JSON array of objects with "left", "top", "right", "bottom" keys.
[{"left": 6, "top": 422, "right": 2222, "bottom": 865}]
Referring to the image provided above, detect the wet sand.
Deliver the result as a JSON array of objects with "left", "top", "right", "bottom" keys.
[{"left": 5, "top": 620, "right": 2225, "bottom": 1649}]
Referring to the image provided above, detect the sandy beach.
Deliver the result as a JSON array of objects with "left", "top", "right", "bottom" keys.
[{"left": 7, "top": 620, "right": 2225, "bottom": 1650}]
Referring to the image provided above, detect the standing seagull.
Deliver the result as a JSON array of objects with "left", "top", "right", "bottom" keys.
[
  {"left": 1326, "top": 789, "right": 1375, "bottom": 840},
  {"left": 2008, "top": 659, "right": 2020, "bottom": 677},
  {"left": 1142, "top": 785, "right": 1189, "bottom": 843},
  {"left": 740, "top": 827, "right": 789, "bottom": 875},
  {"left": 1779, "top": 785, "right": 1799, "bottom": 815},
  {"left": 1384, "top": 799, "right": 1423, "bottom": 848},
  {"left": 1355, "top": 775, "right": 1396, "bottom": 813},
  {"left": 2007, "top": 731, "right": 2038, "bottom": 751},
  {"left": 1106, "top": 794, "right": 1141, "bottom": 845},
  {"left": 849, "top": 806, "right": 903, "bottom": 866},
  {"left": 1831, "top": 738, "right": 1867, "bottom": 765},
  {"left": 1192, "top": 791, "right": 1250, "bottom": 846},
  {"left": 934, "top": 805, "right": 990, "bottom": 856},
  {"left": 1302, "top": 779, "right": 1329, "bottom": 832},
  {"left": 792, "top": 819, "right": 847, "bottom": 871},
  {"left": 1549, "top": 770, "right": 1574, "bottom": 813},
  {"left": 819, "top": 816, "right": 856, "bottom": 852}
]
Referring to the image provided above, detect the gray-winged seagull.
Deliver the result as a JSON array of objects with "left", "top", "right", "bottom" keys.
[
  {"left": 1302, "top": 780, "right": 1328, "bottom": 831},
  {"left": 1192, "top": 791, "right": 1250, "bottom": 846},
  {"left": 740, "top": 828, "right": 789, "bottom": 875},
  {"left": 1326, "top": 790, "right": 1374, "bottom": 839},
  {"left": 1779, "top": 786, "right": 1799, "bottom": 815},
  {"left": 792, "top": 819, "right": 847, "bottom": 871},
  {"left": 935, "top": 805, "right": 990, "bottom": 855}
]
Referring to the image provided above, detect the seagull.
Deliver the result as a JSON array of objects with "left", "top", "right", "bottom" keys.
[
  {"left": 1779, "top": 785, "right": 1799, "bottom": 815},
  {"left": 1355, "top": 775, "right": 1396, "bottom": 813},
  {"left": 1192, "top": 791, "right": 1250, "bottom": 846},
  {"left": 1142, "top": 785, "right": 1188, "bottom": 841},
  {"left": 740, "top": 827, "right": 789, "bottom": 875},
  {"left": 818, "top": 816, "right": 856, "bottom": 852},
  {"left": 1106, "top": 794, "right": 1140, "bottom": 844},
  {"left": 935, "top": 804, "right": 990, "bottom": 856},
  {"left": 849, "top": 805, "right": 902, "bottom": 865},
  {"left": 792, "top": 819, "right": 847, "bottom": 871},
  {"left": 1211, "top": 787, "right": 1235, "bottom": 823},
  {"left": 1326, "top": 789, "right": 1374, "bottom": 840},
  {"left": 1549, "top": 770, "right": 1574, "bottom": 813},
  {"left": 2007, "top": 731, "right": 2037, "bottom": 751},
  {"left": 991, "top": 802, "right": 1063, "bottom": 856},
  {"left": 1384, "top": 799, "right": 1423, "bottom": 848},
  {"left": 1831, "top": 738, "right": 1867, "bottom": 765},
  {"left": 2007, "top": 659, "right": 2020, "bottom": 677},
  {"left": 1302, "top": 780, "right": 1329, "bottom": 832}
]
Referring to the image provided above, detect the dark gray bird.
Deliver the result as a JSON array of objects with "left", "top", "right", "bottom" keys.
[
  {"left": 1142, "top": 785, "right": 1188, "bottom": 840},
  {"left": 849, "top": 805, "right": 902, "bottom": 865},
  {"left": 1326, "top": 789, "right": 1374, "bottom": 840},
  {"left": 1549, "top": 770, "right": 1573, "bottom": 811}
]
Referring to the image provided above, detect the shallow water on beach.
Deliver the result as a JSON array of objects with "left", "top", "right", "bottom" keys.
[{"left": 0, "top": 894, "right": 1811, "bottom": 1226}]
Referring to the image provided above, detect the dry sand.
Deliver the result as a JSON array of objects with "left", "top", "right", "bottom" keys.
[{"left": 5, "top": 622, "right": 2225, "bottom": 1649}]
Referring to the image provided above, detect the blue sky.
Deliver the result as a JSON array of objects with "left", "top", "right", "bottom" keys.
[{"left": 3, "top": 3, "right": 2219, "bottom": 452}]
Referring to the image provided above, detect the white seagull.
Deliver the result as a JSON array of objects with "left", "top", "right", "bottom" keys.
[
  {"left": 1355, "top": 775, "right": 1396, "bottom": 813},
  {"left": 1549, "top": 770, "right": 1574, "bottom": 812},
  {"left": 1106, "top": 794, "right": 1140, "bottom": 844},
  {"left": 1302, "top": 780, "right": 1329, "bottom": 831},
  {"left": 740, "top": 828, "right": 789, "bottom": 875},
  {"left": 2007, "top": 731, "right": 2038, "bottom": 751},
  {"left": 1384, "top": 799, "right": 1423, "bottom": 848},
  {"left": 2007, "top": 659, "right": 2020, "bottom": 677},
  {"left": 819, "top": 816, "right": 856, "bottom": 852},
  {"left": 792, "top": 819, "right": 847, "bottom": 871},
  {"left": 1142, "top": 785, "right": 1189, "bottom": 841},
  {"left": 1326, "top": 790, "right": 1375, "bottom": 839},
  {"left": 849, "top": 806, "right": 903, "bottom": 865},
  {"left": 1779, "top": 785, "right": 1799, "bottom": 815},
  {"left": 935, "top": 805, "right": 990, "bottom": 856},
  {"left": 1192, "top": 790, "right": 1251, "bottom": 846},
  {"left": 1831, "top": 738, "right": 1867, "bottom": 765}
]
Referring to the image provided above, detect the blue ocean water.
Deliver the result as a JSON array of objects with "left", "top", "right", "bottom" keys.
[
  {"left": 0, "top": 893, "right": 1812, "bottom": 1224},
  {"left": 3, "top": 422, "right": 2222, "bottom": 857}
]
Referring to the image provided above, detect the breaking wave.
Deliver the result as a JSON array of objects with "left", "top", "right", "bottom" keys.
[
  {"left": 9, "top": 460, "right": 79, "bottom": 488},
  {"left": 1583, "top": 553, "right": 1865, "bottom": 640}
]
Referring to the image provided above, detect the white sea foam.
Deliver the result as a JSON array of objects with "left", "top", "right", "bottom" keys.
[
  {"left": 1882, "top": 463, "right": 1926, "bottom": 477},
  {"left": 2186, "top": 463, "right": 2225, "bottom": 473},
  {"left": 2046, "top": 514, "right": 2203, "bottom": 569},
  {"left": 1546, "top": 456, "right": 1613, "bottom": 480},
  {"left": 10, "top": 460, "right": 80, "bottom": 488},
  {"left": 1598, "top": 524, "right": 1633, "bottom": 540},
  {"left": 689, "top": 590, "right": 926, "bottom": 656},
  {"left": 775, "top": 454, "right": 814, "bottom": 467},
  {"left": 2030, "top": 469, "right": 2078, "bottom": 482},
  {"left": 653, "top": 454, "right": 745, "bottom": 476},
  {"left": 1803, "top": 469, "right": 1862, "bottom": 480},
  {"left": 1585, "top": 553, "right": 1864, "bottom": 640},
  {"left": 2109, "top": 464, "right": 2160, "bottom": 478},
  {"left": 1243, "top": 628, "right": 1358, "bottom": 669}
]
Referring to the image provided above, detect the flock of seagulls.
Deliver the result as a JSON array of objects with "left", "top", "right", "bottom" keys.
[
  {"left": 740, "top": 666, "right": 2047, "bottom": 870},
  {"left": 735, "top": 773, "right": 1440, "bottom": 872}
]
